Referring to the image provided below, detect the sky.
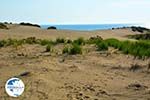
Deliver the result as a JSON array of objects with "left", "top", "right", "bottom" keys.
[{"left": 0, "top": 0, "right": 150, "bottom": 27}]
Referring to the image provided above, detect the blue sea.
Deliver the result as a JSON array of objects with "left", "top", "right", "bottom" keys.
[{"left": 41, "top": 24, "right": 135, "bottom": 31}]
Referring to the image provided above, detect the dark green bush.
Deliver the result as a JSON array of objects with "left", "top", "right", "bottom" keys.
[
  {"left": 105, "top": 38, "right": 121, "bottom": 49},
  {"left": 104, "top": 38, "right": 150, "bottom": 58},
  {"left": 87, "top": 37, "right": 102, "bottom": 44},
  {"left": 66, "top": 39, "right": 72, "bottom": 44},
  {"left": 0, "top": 23, "right": 8, "bottom": 29},
  {"left": 46, "top": 44, "right": 52, "bottom": 52},
  {"left": 40, "top": 39, "right": 54, "bottom": 46},
  {"left": 63, "top": 44, "right": 82, "bottom": 55},
  {"left": 62, "top": 46, "right": 70, "bottom": 54},
  {"left": 73, "top": 37, "right": 85, "bottom": 45},
  {"left": 96, "top": 42, "right": 108, "bottom": 51},
  {"left": 56, "top": 38, "right": 66, "bottom": 44},
  {"left": 69, "top": 44, "right": 82, "bottom": 55},
  {"left": 25, "top": 37, "right": 37, "bottom": 44},
  {"left": 0, "top": 40, "right": 6, "bottom": 47}
]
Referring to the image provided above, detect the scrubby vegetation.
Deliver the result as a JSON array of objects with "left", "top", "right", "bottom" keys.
[
  {"left": 73, "top": 37, "right": 85, "bottom": 45},
  {"left": 56, "top": 38, "right": 66, "bottom": 44},
  {"left": 96, "top": 42, "right": 108, "bottom": 51},
  {"left": 19, "top": 22, "right": 41, "bottom": 28},
  {"left": 104, "top": 38, "right": 150, "bottom": 58},
  {"left": 46, "top": 44, "right": 52, "bottom": 52},
  {"left": 0, "top": 23, "right": 8, "bottom": 29},
  {"left": 0, "top": 37, "right": 149, "bottom": 58},
  {"left": 128, "top": 33, "right": 150, "bottom": 40},
  {"left": 47, "top": 26, "right": 57, "bottom": 30},
  {"left": 131, "top": 26, "right": 150, "bottom": 33},
  {"left": 63, "top": 44, "right": 82, "bottom": 55}
]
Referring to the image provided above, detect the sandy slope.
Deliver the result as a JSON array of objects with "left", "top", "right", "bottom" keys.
[
  {"left": 0, "top": 25, "right": 149, "bottom": 100},
  {"left": 0, "top": 25, "right": 139, "bottom": 40}
]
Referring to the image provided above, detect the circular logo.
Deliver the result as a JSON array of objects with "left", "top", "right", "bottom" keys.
[{"left": 5, "top": 78, "right": 25, "bottom": 97}]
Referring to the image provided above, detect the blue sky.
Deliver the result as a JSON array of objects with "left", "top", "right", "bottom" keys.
[{"left": 0, "top": 0, "right": 150, "bottom": 26}]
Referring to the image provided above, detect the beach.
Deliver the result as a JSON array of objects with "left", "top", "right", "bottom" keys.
[{"left": 0, "top": 24, "right": 150, "bottom": 100}]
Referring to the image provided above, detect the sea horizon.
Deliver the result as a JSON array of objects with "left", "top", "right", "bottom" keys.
[{"left": 41, "top": 23, "right": 140, "bottom": 31}]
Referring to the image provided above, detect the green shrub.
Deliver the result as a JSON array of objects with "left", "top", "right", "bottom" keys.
[
  {"left": 96, "top": 42, "right": 108, "bottom": 51},
  {"left": 73, "top": 37, "right": 85, "bottom": 45},
  {"left": 63, "top": 46, "right": 70, "bottom": 54},
  {"left": 66, "top": 39, "right": 72, "bottom": 44},
  {"left": 87, "top": 37, "right": 102, "bottom": 44},
  {"left": 0, "top": 40, "right": 6, "bottom": 47},
  {"left": 25, "top": 37, "right": 37, "bottom": 44},
  {"left": 69, "top": 44, "right": 82, "bottom": 55},
  {"left": 46, "top": 44, "right": 52, "bottom": 52},
  {"left": 56, "top": 38, "right": 66, "bottom": 44},
  {"left": 0, "top": 23, "right": 8, "bottom": 29},
  {"left": 104, "top": 38, "right": 150, "bottom": 58},
  {"left": 40, "top": 39, "right": 54, "bottom": 46},
  {"left": 105, "top": 38, "right": 121, "bottom": 49},
  {"left": 63, "top": 44, "right": 82, "bottom": 55}
]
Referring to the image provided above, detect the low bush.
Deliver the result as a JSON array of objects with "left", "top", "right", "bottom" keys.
[
  {"left": 46, "top": 44, "right": 52, "bottom": 52},
  {"left": 69, "top": 44, "right": 82, "bottom": 55},
  {"left": 47, "top": 26, "right": 57, "bottom": 30},
  {"left": 55, "top": 38, "right": 66, "bottom": 44},
  {"left": 20, "top": 22, "right": 40, "bottom": 28},
  {"left": 0, "top": 23, "right": 8, "bottom": 29},
  {"left": 0, "top": 40, "right": 6, "bottom": 47},
  {"left": 63, "top": 44, "right": 82, "bottom": 55},
  {"left": 66, "top": 39, "right": 72, "bottom": 44},
  {"left": 40, "top": 39, "right": 54, "bottom": 46},
  {"left": 73, "top": 37, "right": 85, "bottom": 45},
  {"left": 87, "top": 37, "right": 102, "bottom": 44},
  {"left": 25, "top": 37, "right": 37, "bottom": 44},
  {"left": 96, "top": 42, "right": 108, "bottom": 51},
  {"left": 62, "top": 46, "right": 70, "bottom": 54}
]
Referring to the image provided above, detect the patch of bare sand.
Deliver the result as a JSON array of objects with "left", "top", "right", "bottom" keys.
[{"left": 0, "top": 44, "right": 150, "bottom": 100}]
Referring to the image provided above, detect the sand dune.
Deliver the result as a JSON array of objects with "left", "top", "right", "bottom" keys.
[
  {"left": 0, "top": 25, "right": 139, "bottom": 40},
  {"left": 0, "top": 25, "right": 149, "bottom": 100}
]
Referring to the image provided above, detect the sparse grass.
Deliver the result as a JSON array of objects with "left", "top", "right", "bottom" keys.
[
  {"left": 46, "top": 44, "right": 52, "bottom": 52},
  {"left": 0, "top": 37, "right": 149, "bottom": 58},
  {"left": 96, "top": 42, "right": 108, "bottom": 51},
  {"left": 128, "top": 33, "right": 150, "bottom": 40},
  {"left": 40, "top": 39, "right": 54, "bottom": 46},
  {"left": 56, "top": 38, "right": 66, "bottom": 44},
  {"left": 130, "top": 64, "right": 142, "bottom": 72},
  {"left": 104, "top": 38, "right": 150, "bottom": 58},
  {"left": 69, "top": 44, "right": 82, "bottom": 55},
  {"left": 73, "top": 37, "right": 85, "bottom": 45},
  {"left": 25, "top": 37, "right": 37, "bottom": 44},
  {"left": 66, "top": 39, "right": 72, "bottom": 44},
  {"left": 0, "top": 40, "right": 7, "bottom": 47},
  {"left": 87, "top": 37, "right": 102, "bottom": 44},
  {"left": 0, "top": 23, "right": 8, "bottom": 29},
  {"left": 62, "top": 45, "right": 70, "bottom": 54},
  {"left": 63, "top": 44, "right": 82, "bottom": 55}
]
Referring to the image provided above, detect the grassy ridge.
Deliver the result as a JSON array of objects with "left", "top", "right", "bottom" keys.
[
  {"left": 0, "top": 37, "right": 150, "bottom": 58},
  {"left": 104, "top": 38, "right": 150, "bottom": 58}
]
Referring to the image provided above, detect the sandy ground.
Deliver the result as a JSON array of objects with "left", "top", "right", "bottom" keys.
[{"left": 0, "top": 25, "right": 150, "bottom": 100}]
